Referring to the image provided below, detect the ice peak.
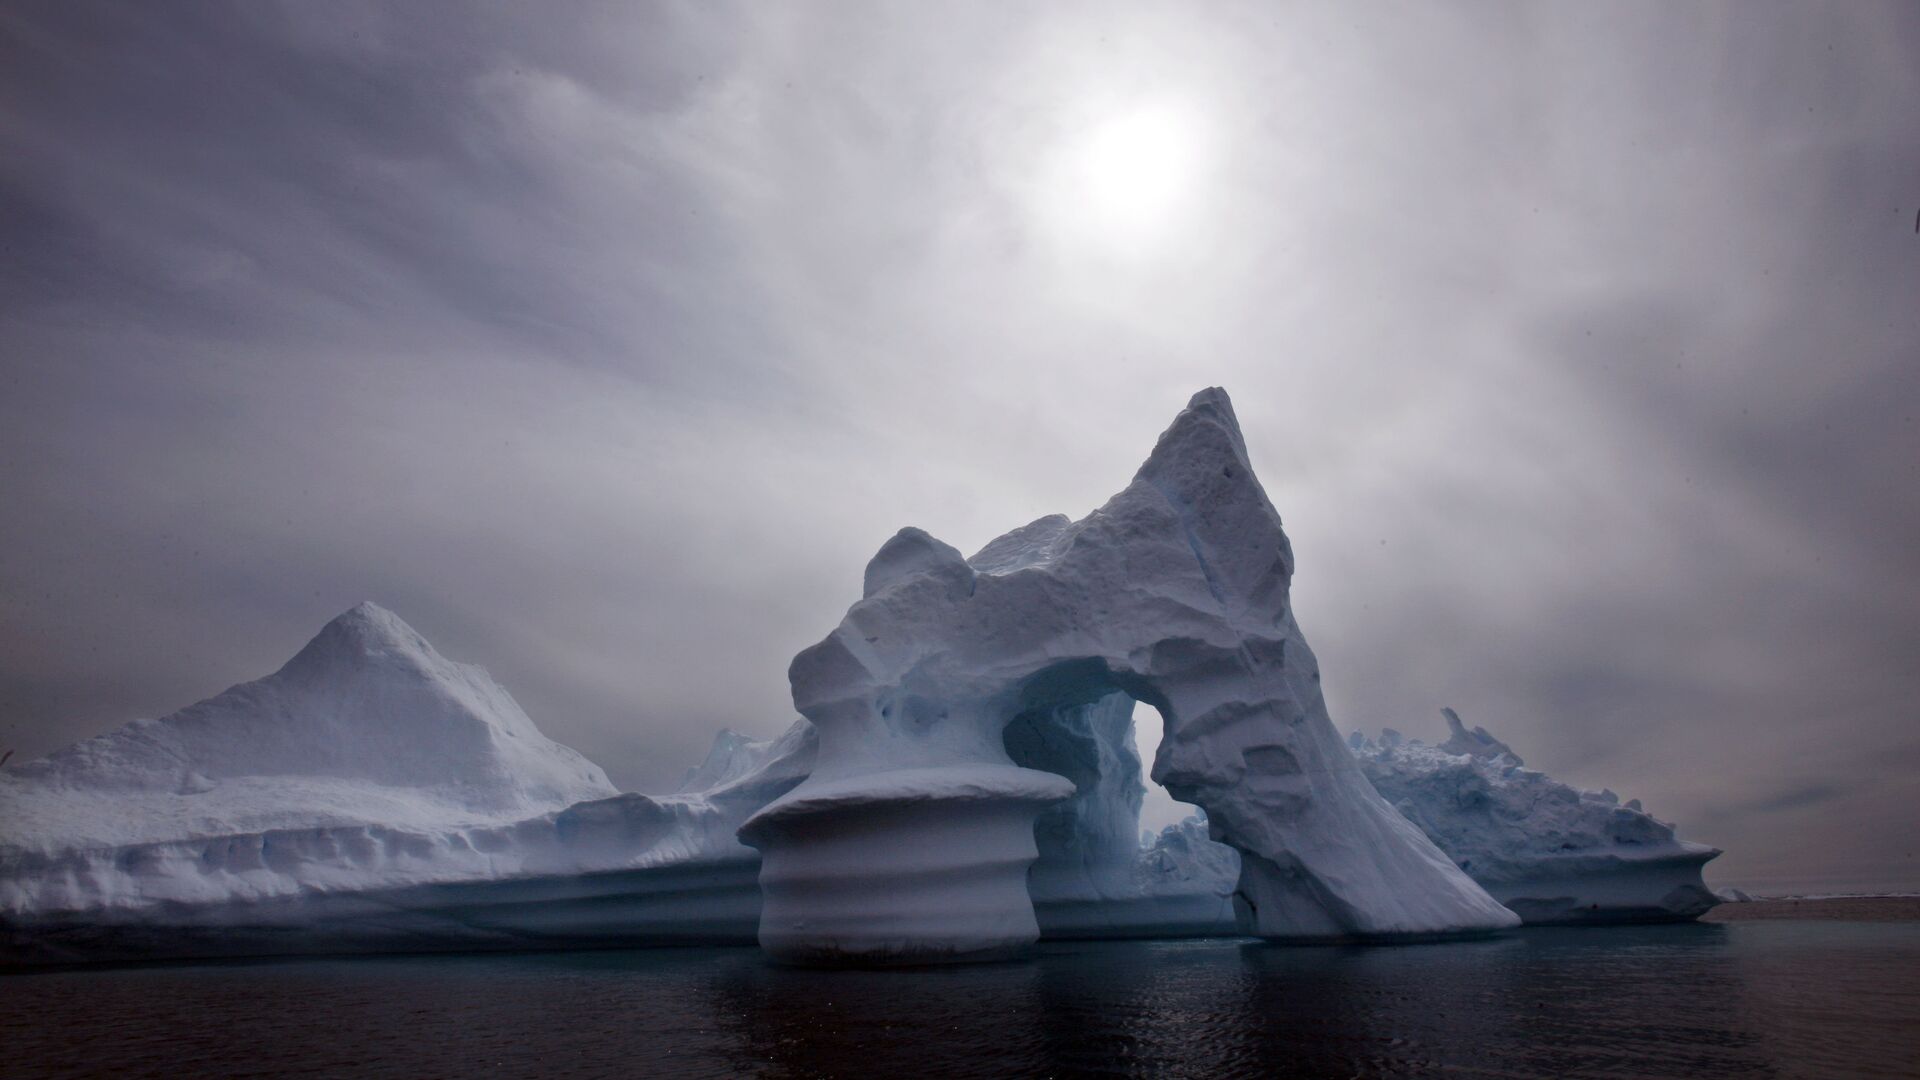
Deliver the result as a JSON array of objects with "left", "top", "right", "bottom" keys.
[
  {"left": 332, "top": 600, "right": 426, "bottom": 642},
  {"left": 1132, "top": 386, "right": 1252, "bottom": 490},
  {"left": 862, "top": 527, "right": 972, "bottom": 598},
  {"left": 3, "top": 602, "right": 617, "bottom": 843},
  {"left": 1184, "top": 385, "right": 1242, "bottom": 430},
  {"left": 969, "top": 515, "right": 1073, "bottom": 576},
  {"left": 677, "top": 727, "right": 759, "bottom": 793},
  {"left": 1127, "top": 386, "right": 1293, "bottom": 617},
  {"left": 1436, "top": 708, "right": 1522, "bottom": 764},
  {"left": 284, "top": 602, "right": 439, "bottom": 677}
]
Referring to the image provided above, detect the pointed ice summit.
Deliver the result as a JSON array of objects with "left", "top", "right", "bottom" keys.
[
  {"left": 0, "top": 602, "right": 616, "bottom": 852},
  {"left": 741, "top": 388, "right": 1518, "bottom": 963}
]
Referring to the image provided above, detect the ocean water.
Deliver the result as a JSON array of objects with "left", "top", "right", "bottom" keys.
[{"left": 5, "top": 921, "right": 1917, "bottom": 1079}]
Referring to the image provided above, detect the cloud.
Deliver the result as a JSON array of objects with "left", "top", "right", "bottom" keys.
[{"left": 1728, "top": 783, "right": 1848, "bottom": 817}]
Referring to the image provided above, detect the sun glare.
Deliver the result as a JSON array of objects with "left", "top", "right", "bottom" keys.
[
  {"left": 1040, "top": 101, "right": 1210, "bottom": 255},
  {"left": 1079, "top": 106, "right": 1198, "bottom": 225}
]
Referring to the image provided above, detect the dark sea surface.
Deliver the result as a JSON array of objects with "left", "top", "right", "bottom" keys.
[{"left": 5, "top": 919, "right": 1918, "bottom": 1079}]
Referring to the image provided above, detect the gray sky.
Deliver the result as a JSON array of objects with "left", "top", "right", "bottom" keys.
[{"left": 3, "top": 2, "right": 1916, "bottom": 894}]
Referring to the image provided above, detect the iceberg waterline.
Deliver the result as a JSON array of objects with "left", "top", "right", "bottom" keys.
[{"left": 1, "top": 389, "right": 1720, "bottom": 965}]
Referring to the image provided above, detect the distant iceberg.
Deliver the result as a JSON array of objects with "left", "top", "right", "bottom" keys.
[{"left": 1350, "top": 709, "right": 1721, "bottom": 924}]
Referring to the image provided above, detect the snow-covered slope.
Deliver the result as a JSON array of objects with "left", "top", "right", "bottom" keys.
[
  {"left": 1351, "top": 710, "right": 1721, "bottom": 923},
  {"left": 3, "top": 717, "right": 818, "bottom": 965},
  {"left": 0, "top": 608, "right": 824, "bottom": 963},
  {"left": 744, "top": 388, "right": 1516, "bottom": 963},
  {"left": 0, "top": 602, "right": 615, "bottom": 852}
]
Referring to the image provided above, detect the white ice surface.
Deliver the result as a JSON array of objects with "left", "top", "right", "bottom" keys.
[{"left": 0, "top": 603, "right": 615, "bottom": 853}]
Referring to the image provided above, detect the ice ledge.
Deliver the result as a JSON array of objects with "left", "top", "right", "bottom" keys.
[{"left": 741, "top": 765, "right": 1075, "bottom": 840}]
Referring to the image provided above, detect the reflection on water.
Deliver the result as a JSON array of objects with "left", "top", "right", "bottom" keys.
[{"left": 5, "top": 922, "right": 1918, "bottom": 1078}]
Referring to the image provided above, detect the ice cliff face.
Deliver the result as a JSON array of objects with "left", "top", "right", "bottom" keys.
[
  {"left": 742, "top": 388, "right": 1517, "bottom": 962},
  {"left": 1351, "top": 710, "right": 1720, "bottom": 923}
]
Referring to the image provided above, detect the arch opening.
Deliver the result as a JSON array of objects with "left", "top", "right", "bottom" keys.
[
  {"left": 1002, "top": 689, "right": 1238, "bottom": 939},
  {"left": 1130, "top": 700, "right": 1206, "bottom": 838}
]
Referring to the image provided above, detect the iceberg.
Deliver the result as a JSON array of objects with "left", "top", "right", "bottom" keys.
[
  {"left": 0, "top": 392, "right": 1725, "bottom": 966},
  {"left": 0, "top": 604, "right": 816, "bottom": 964},
  {"left": 742, "top": 388, "right": 1518, "bottom": 963},
  {"left": 1350, "top": 709, "right": 1721, "bottom": 923}
]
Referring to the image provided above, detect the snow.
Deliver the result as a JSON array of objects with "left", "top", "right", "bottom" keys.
[
  {"left": 748, "top": 387, "right": 1516, "bottom": 961},
  {"left": 1351, "top": 710, "right": 1721, "bottom": 923}
]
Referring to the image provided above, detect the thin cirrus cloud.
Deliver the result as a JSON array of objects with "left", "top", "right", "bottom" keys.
[{"left": 1, "top": 1, "right": 1916, "bottom": 893}]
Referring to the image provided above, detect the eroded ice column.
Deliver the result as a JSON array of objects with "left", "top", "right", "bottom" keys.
[{"left": 738, "top": 532, "right": 1073, "bottom": 964}]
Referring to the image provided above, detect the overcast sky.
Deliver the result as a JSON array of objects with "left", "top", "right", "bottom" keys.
[{"left": 3, "top": 2, "right": 1915, "bottom": 893}]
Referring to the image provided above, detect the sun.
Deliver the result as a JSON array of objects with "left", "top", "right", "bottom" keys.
[
  {"left": 1037, "top": 100, "right": 1212, "bottom": 256},
  {"left": 1076, "top": 105, "right": 1200, "bottom": 227}
]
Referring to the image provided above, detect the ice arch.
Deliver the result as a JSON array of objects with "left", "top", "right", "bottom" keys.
[
  {"left": 740, "top": 389, "right": 1517, "bottom": 963},
  {"left": 1005, "top": 692, "right": 1238, "bottom": 939},
  {"left": 1003, "top": 694, "right": 1146, "bottom": 930}
]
